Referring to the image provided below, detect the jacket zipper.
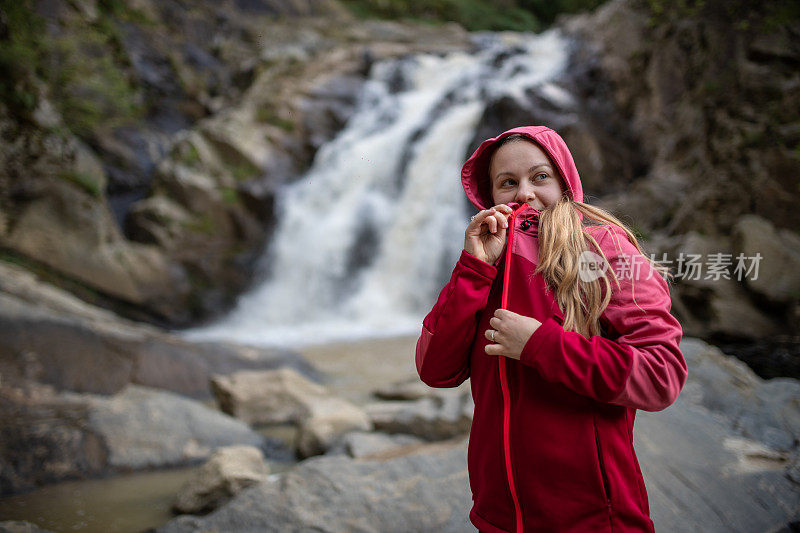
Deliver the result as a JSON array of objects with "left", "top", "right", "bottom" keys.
[{"left": 499, "top": 203, "right": 528, "bottom": 533}]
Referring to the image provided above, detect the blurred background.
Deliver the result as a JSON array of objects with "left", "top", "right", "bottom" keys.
[{"left": 0, "top": 0, "right": 799, "bottom": 532}]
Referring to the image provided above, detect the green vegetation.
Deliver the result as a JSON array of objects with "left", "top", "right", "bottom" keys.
[
  {"left": 59, "top": 170, "right": 104, "bottom": 197},
  {"left": 45, "top": 19, "right": 144, "bottom": 137},
  {"left": 0, "top": 0, "right": 47, "bottom": 115},
  {"left": 0, "top": 247, "right": 107, "bottom": 302},
  {"left": 230, "top": 161, "right": 260, "bottom": 182},
  {"left": 644, "top": 0, "right": 705, "bottom": 25},
  {"left": 221, "top": 186, "right": 240, "bottom": 206},
  {"left": 183, "top": 213, "right": 216, "bottom": 236},
  {"left": 645, "top": 0, "right": 800, "bottom": 31},
  {"left": 0, "top": 0, "right": 145, "bottom": 136},
  {"left": 172, "top": 141, "right": 202, "bottom": 167},
  {"left": 256, "top": 106, "right": 295, "bottom": 132},
  {"left": 96, "top": 0, "right": 154, "bottom": 25},
  {"left": 339, "top": 0, "right": 606, "bottom": 31}
]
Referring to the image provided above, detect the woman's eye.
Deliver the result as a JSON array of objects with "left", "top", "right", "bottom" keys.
[
  {"left": 501, "top": 179, "right": 517, "bottom": 187},
  {"left": 533, "top": 173, "right": 548, "bottom": 182}
]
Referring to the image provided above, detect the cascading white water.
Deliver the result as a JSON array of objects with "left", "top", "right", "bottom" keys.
[{"left": 181, "top": 29, "right": 570, "bottom": 347}]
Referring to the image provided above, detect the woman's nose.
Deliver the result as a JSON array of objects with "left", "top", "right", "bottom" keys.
[{"left": 515, "top": 182, "right": 535, "bottom": 203}]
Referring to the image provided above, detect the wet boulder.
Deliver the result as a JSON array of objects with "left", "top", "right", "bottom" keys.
[{"left": 172, "top": 445, "right": 270, "bottom": 515}]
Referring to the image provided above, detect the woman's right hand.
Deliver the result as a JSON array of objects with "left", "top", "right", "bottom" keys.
[{"left": 464, "top": 204, "right": 513, "bottom": 265}]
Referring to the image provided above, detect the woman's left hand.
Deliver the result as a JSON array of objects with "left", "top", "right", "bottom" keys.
[{"left": 484, "top": 309, "right": 542, "bottom": 360}]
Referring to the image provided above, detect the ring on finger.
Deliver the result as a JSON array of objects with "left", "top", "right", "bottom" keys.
[{"left": 490, "top": 330, "right": 495, "bottom": 342}]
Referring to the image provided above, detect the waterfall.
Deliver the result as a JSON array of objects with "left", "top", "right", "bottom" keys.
[{"left": 181, "top": 29, "right": 570, "bottom": 347}]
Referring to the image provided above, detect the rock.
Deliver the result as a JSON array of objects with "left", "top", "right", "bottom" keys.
[
  {"left": 224, "top": 0, "right": 347, "bottom": 17},
  {"left": 125, "top": 195, "right": 193, "bottom": 250},
  {"left": 210, "top": 368, "right": 371, "bottom": 457},
  {"left": 373, "top": 377, "right": 470, "bottom": 401},
  {"left": 732, "top": 215, "right": 800, "bottom": 304},
  {"left": 71, "top": 139, "right": 108, "bottom": 196},
  {"left": 680, "top": 337, "right": 800, "bottom": 452},
  {"left": 666, "top": 231, "right": 779, "bottom": 339},
  {"left": 158, "top": 383, "right": 800, "bottom": 533},
  {"left": 0, "top": 522, "right": 54, "bottom": 533},
  {"left": 296, "top": 397, "right": 373, "bottom": 458},
  {"left": 0, "top": 380, "right": 288, "bottom": 496},
  {"left": 0, "top": 275, "right": 315, "bottom": 398},
  {"left": 299, "top": 72, "right": 363, "bottom": 152},
  {"left": 560, "top": 0, "right": 800, "bottom": 257},
  {"left": 373, "top": 376, "right": 471, "bottom": 398},
  {"left": 30, "top": 94, "right": 62, "bottom": 130},
  {"left": 0, "top": 382, "right": 107, "bottom": 496},
  {"left": 365, "top": 392, "right": 474, "bottom": 441},
  {"left": 636, "top": 397, "right": 800, "bottom": 532},
  {"left": 173, "top": 445, "right": 270, "bottom": 515},
  {"left": 86, "top": 385, "right": 267, "bottom": 470},
  {"left": 593, "top": 161, "right": 690, "bottom": 233},
  {"left": 0, "top": 261, "right": 122, "bottom": 324},
  {"left": 156, "top": 438, "right": 473, "bottom": 533},
  {"left": 210, "top": 368, "right": 328, "bottom": 425},
  {"left": 326, "top": 431, "right": 423, "bottom": 459},
  {"left": 1, "top": 178, "right": 191, "bottom": 320}
]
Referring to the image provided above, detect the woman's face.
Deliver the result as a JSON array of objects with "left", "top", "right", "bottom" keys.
[{"left": 489, "top": 140, "right": 565, "bottom": 210}]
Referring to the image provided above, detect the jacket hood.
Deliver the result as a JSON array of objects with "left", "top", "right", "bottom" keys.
[{"left": 461, "top": 125, "right": 584, "bottom": 211}]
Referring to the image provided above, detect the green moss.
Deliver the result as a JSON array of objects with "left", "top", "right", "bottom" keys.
[
  {"left": 256, "top": 106, "right": 296, "bottom": 132},
  {"left": 0, "top": 0, "right": 46, "bottom": 116},
  {"left": 340, "top": 0, "right": 543, "bottom": 31},
  {"left": 0, "top": 250, "right": 29, "bottom": 269},
  {"left": 647, "top": 0, "right": 800, "bottom": 32},
  {"left": 230, "top": 162, "right": 259, "bottom": 182},
  {"left": 1, "top": 0, "right": 146, "bottom": 136},
  {"left": 221, "top": 187, "right": 240, "bottom": 205},
  {"left": 60, "top": 170, "right": 103, "bottom": 197},
  {"left": 96, "top": 0, "right": 155, "bottom": 25},
  {"left": 645, "top": 0, "right": 706, "bottom": 26},
  {"left": 46, "top": 26, "right": 144, "bottom": 137},
  {"left": 183, "top": 214, "right": 216, "bottom": 235},
  {"left": 340, "top": 0, "right": 609, "bottom": 31},
  {"left": 172, "top": 141, "right": 201, "bottom": 167},
  {"left": 701, "top": 79, "right": 722, "bottom": 97},
  {"left": 760, "top": 2, "right": 800, "bottom": 31},
  {"left": 0, "top": 247, "right": 107, "bottom": 301}
]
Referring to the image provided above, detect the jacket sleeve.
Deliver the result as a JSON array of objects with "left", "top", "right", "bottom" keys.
[
  {"left": 518, "top": 225, "right": 687, "bottom": 411},
  {"left": 416, "top": 249, "right": 497, "bottom": 388}
]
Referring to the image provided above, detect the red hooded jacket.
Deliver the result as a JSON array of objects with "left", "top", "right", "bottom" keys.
[{"left": 415, "top": 126, "right": 686, "bottom": 532}]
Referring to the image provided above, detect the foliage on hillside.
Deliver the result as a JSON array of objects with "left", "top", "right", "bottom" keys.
[
  {"left": 339, "top": 0, "right": 607, "bottom": 31},
  {"left": 0, "top": 0, "right": 145, "bottom": 136}
]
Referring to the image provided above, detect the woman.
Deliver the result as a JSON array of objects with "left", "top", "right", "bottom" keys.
[{"left": 415, "top": 126, "right": 686, "bottom": 532}]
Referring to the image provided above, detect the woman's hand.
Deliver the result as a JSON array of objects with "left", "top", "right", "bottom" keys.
[
  {"left": 464, "top": 204, "right": 513, "bottom": 265},
  {"left": 484, "top": 309, "right": 542, "bottom": 360}
]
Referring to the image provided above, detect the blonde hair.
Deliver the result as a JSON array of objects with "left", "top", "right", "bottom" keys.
[
  {"left": 536, "top": 197, "right": 673, "bottom": 338},
  {"left": 490, "top": 135, "right": 672, "bottom": 338}
]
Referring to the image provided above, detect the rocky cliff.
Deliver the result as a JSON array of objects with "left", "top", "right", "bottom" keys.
[{"left": 560, "top": 0, "right": 800, "bottom": 374}]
